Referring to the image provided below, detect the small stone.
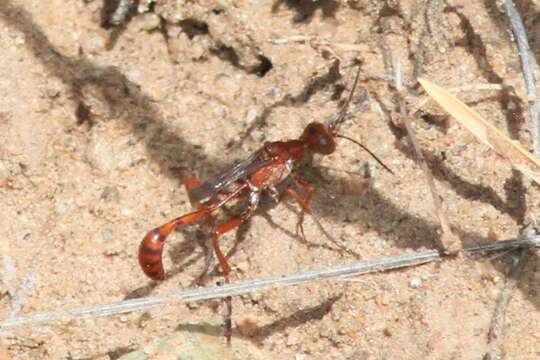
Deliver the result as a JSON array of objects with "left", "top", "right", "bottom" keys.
[
  {"left": 134, "top": 13, "right": 161, "bottom": 32},
  {"left": 100, "top": 186, "right": 120, "bottom": 203},
  {"left": 409, "top": 278, "right": 422, "bottom": 289},
  {"left": 33, "top": 98, "right": 49, "bottom": 113},
  {"left": 14, "top": 35, "right": 25, "bottom": 45},
  {"left": 101, "top": 228, "right": 113, "bottom": 242},
  {"left": 86, "top": 138, "right": 115, "bottom": 172},
  {"left": 86, "top": 129, "right": 137, "bottom": 173},
  {"left": 337, "top": 315, "right": 362, "bottom": 335},
  {"left": 54, "top": 199, "right": 72, "bottom": 216},
  {"left": 246, "top": 108, "right": 258, "bottom": 123},
  {"left": 373, "top": 238, "right": 386, "bottom": 249},
  {"left": 286, "top": 330, "right": 301, "bottom": 346},
  {"left": 249, "top": 292, "right": 262, "bottom": 303},
  {"left": 120, "top": 207, "right": 133, "bottom": 217},
  {"left": 138, "top": 0, "right": 155, "bottom": 13},
  {"left": 186, "top": 302, "right": 200, "bottom": 310},
  {"left": 45, "top": 87, "right": 61, "bottom": 99},
  {"left": 126, "top": 69, "right": 142, "bottom": 82},
  {"left": 236, "top": 314, "right": 258, "bottom": 337},
  {"left": 79, "top": 31, "right": 106, "bottom": 55}
]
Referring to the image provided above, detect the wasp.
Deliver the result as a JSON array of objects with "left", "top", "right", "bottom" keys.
[{"left": 138, "top": 66, "right": 392, "bottom": 341}]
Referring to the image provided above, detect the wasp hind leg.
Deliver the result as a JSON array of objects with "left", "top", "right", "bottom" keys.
[{"left": 210, "top": 194, "right": 258, "bottom": 344}]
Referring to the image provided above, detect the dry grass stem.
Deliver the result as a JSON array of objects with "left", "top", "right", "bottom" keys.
[
  {"left": 1, "top": 235, "right": 538, "bottom": 332},
  {"left": 484, "top": 248, "right": 531, "bottom": 359},
  {"left": 503, "top": 0, "right": 540, "bottom": 156},
  {"left": 419, "top": 78, "right": 540, "bottom": 184},
  {"left": 410, "top": 83, "right": 506, "bottom": 116},
  {"left": 394, "top": 61, "right": 461, "bottom": 253}
]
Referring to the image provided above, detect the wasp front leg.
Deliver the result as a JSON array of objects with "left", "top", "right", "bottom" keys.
[
  {"left": 283, "top": 178, "right": 335, "bottom": 244},
  {"left": 282, "top": 178, "right": 315, "bottom": 242}
]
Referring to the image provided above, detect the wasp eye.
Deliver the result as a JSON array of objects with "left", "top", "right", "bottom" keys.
[{"left": 308, "top": 125, "right": 318, "bottom": 135}]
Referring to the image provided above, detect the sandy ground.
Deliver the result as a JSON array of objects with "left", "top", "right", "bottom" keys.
[{"left": 0, "top": 0, "right": 539, "bottom": 359}]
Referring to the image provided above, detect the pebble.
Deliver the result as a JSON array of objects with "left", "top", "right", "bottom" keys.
[
  {"left": 86, "top": 133, "right": 137, "bottom": 173},
  {"left": 14, "top": 35, "right": 25, "bottom": 45},
  {"left": 246, "top": 108, "right": 258, "bottom": 123},
  {"left": 286, "top": 330, "right": 301, "bottom": 346},
  {"left": 100, "top": 186, "right": 120, "bottom": 203},
  {"left": 79, "top": 31, "right": 106, "bottom": 55},
  {"left": 134, "top": 13, "right": 161, "bottom": 32},
  {"left": 236, "top": 314, "right": 258, "bottom": 337},
  {"left": 186, "top": 302, "right": 200, "bottom": 310},
  {"left": 101, "top": 228, "right": 113, "bottom": 242},
  {"left": 409, "top": 278, "right": 422, "bottom": 289},
  {"left": 86, "top": 136, "right": 116, "bottom": 173},
  {"left": 138, "top": 0, "right": 155, "bottom": 13},
  {"left": 338, "top": 315, "right": 362, "bottom": 335},
  {"left": 44, "top": 86, "right": 61, "bottom": 99},
  {"left": 372, "top": 238, "right": 386, "bottom": 249},
  {"left": 54, "top": 199, "right": 72, "bottom": 216}
]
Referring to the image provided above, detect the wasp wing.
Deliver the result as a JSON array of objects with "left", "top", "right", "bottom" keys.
[{"left": 189, "top": 148, "right": 271, "bottom": 203}]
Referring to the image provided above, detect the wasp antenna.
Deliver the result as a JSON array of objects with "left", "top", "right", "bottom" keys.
[
  {"left": 335, "top": 134, "right": 394, "bottom": 175},
  {"left": 329, "top": 65, "right": 363, "bottom": 133}
]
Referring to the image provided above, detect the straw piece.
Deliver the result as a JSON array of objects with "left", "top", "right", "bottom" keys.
[{"left": 1, "top": 235, "right": 538, "bottom": 331}]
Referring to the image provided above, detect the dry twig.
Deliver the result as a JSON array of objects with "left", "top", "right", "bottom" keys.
[
  {"left": 1, "top": 256, "right": 35, "bottom": 319},
  {"left": 0, "top": 235, "right": 538, "bottom": 331},
  {"left": 503, "top": 0, "right": 540, "bottom": 156},
  {"left": 108, "top": 0, "right": 135, "bottom": 26},
  {"left": 393, "top": 60, "right": 461, "bottom": 253},
  {"left": 482, "top": 3, "right": 540, "bottom": 357},
  {"left": 484, "top": 248, "right": 531, "bottom": 360}
]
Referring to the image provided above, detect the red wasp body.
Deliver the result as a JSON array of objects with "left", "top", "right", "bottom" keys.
[
  {"left": 138, "top": 122, "right": 338, "bottom": 281},
  {"left": 137, "top": 67, "right": 391, "bottom": 341}
]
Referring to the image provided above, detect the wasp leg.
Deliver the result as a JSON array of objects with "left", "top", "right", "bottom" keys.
[
  {"left": 184, "top": 176, "right": 216, "bottom": 282},
  {"left": 211, "top": 192, "right": 259, "bottom": 344},
  {"left": 184, "top": 176, "right": 207, "bottom": 209},
  {"left": 283, "top": 179, "right": 336, "bottom": 244},
  {"left": 282, "top": 178, "right": 315, "bottom": 242}
]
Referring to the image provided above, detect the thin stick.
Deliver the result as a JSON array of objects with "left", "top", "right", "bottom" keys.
[
  {"left": 1, "top": 235, "right": 539, "bottom": 331},
  {"left": 484, "top": 248, "right": 531, "bottom": 359},
  {"left": 482, "top": 4, "right": 540, "bottom": 357},
  {"left": 394, "top": 60, "right": 461, "bottom": 253},
  {"left": 503, "top": 0, "right": 540, "bottom": 155},
  {"left": 109, "top": 0, "right": 135, "bottom": 26}
]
